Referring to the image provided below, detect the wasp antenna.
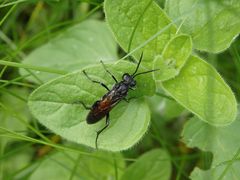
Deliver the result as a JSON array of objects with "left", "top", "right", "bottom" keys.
[
  {"left": 133, "top": 69, "right": 160, "bottom": 78},
  {"left": 132, "top": 52, "right": 144, "bottom": 76}
]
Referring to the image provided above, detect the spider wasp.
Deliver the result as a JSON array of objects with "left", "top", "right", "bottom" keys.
[{"left": 78, "top": 53, "right": 159, "bottom": 149}]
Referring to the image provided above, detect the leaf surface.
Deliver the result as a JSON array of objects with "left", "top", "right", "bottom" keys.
[
  {"left": 190, "top": 162, "right": 240, "bottom": 180},
  {"left": 154, "top": 34, "right": 192, "bottom": 81},
  {"left": 182, "top": 109, "right": 240, "bottom": 167},
  {"left": 121, "top": 149, "right": 171, "bottom": 180},
  {"left": 104, "top": 0, "right": 176, "bottom": 63},
  {"left": 162, "top": 55, "right": 237, "bottom": 125},
  {"left": 165, "top": 0, "right": 240, "bottom": 53}
]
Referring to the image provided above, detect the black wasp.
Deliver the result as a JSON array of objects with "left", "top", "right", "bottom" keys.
[{"left": 78, "top": 53, "right": 158, "bottom": 149}]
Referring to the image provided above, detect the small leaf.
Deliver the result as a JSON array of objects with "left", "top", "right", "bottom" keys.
[
  {"left": 162, "top": 55, "right": 237, "bottom": 125},
  {"left": 28, "top": 60, "right": 155, "bottom": 151},
  {"left": 120, "top": 149, "right": 171, "bottom": 180},
  {"left": 104, "top": 0, "right": 176, "bottom": 63},
  {"left": 182, "top": 110, "right": 240, "bottom": 167},
  {"left": 20, "top": 20, "right": 118, "bottom": 82},
  {"left": 165, "top": 0, "right": 240, "bottom": 53},
  {"left": 154, "top": 34, "right": 192, "bottom": 81},
  {"left": 30, "top": 150, "right": 125, "bottom": 180}
]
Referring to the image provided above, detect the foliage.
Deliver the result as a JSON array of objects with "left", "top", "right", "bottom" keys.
[
  {"left": 165, "top": 0, "right": 240, "bottom": 53},
  {"left": 121, "top": 149, "right": 171, "bottom": 180},
  {"left": 20, "top": 20, "right": 118, "bottom": 82},
  {"left": 0, "top": 0, "right": 239, "bottom": 179},
  {"left": 29, "top": 150, "right": 125, "bottom": 180}
]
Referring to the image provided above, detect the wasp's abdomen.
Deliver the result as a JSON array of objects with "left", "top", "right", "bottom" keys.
[
  {"left": 86, "top": 110, "right": 109, "bottom": 124},
  {"left": 86, "top": 99, "right": 113, "bottom": 124},
  {"left": 86, "top": 82, "right": 129, "bottom": 124}
]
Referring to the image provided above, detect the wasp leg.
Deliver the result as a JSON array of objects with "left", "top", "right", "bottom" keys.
[
  {"left": 100, "top": 61, "right": 118, "bottom": 83},
  {"left": 83, "top": 70, "right": 110, "bottom": 91},
  {"left": 95, "top": 113, "right": 110, "bottom": 149},
  {"left": 73, "top": 101, "right": 91, "bottom": 110}
]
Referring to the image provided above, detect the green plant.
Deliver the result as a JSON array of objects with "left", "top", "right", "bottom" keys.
[{"left": 0, "top": 0, "right": 240, "bottom": 179}]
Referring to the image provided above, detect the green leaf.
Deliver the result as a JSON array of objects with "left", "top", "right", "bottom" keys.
[
  {"left": 104, "top": 0, "right": 176, "bottom": 63},
  {"left": 160, "top": 99, "right": 186, "bottom": 120},
  {"left": 190, "top": 163, "right": 240, "bottom": 180},
  {"left": 148, "top": 95, "right": 185, "bottom": 121},
  {"left": 153, "top": 34, "right": 192, "bottom": 81},
  {"left": 28, "top": 60, "right": 155, "bottom": 151},
  {"left": 30, "top": 150, "right": 125, "bottom": 180},
  {"left": 20, "top": 20, "right": 118, "bottom": 83},
  {"left": 182, "top": 109, "right": 240, "bottom": 167},
  {"left": 162, "top": 55, "right": 237, "bottom": 125},
  {"left": 165, "top": 0, "right": 240, "bottom": 53},
  {"left": 120, "top": 149, "right": 171, "bottom": 180}
]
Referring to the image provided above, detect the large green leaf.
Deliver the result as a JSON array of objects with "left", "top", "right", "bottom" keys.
[
  {"left": 165, "top": 0, "right": 240, "bottom": 53},
  {"left": 20, "top": 20, "right": 117, "bottom": 82},
  {"left": 104, "top": 0, "right": 176, "bottom": 64},
  {"left": 120, "top": 149, "right": 171, "bottom": 180},
  {"left": 162, "top": 55, "right": 237, "bottom": 125},
  {"left": 28, "top": 60, "right": 155, "bottom": 151},
  {"left": 153, "top": 34, "right": 192, "bottom": 81},
  {"left": 30, "top": 151, "right": 125, "bottom": 180},
  {"left": 190, "top": 162, "right": 240, "bottom": 180},
  {"left": 182, "top": 109, "right": 240, "bottom": 167}
]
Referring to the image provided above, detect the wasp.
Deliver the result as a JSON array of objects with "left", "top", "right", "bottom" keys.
[{"left": 78, "top": 53, "right": 158, "bottom": 149}]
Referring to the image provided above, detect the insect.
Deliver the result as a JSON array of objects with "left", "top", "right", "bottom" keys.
[{"left": 78, "top": 53, "right": 158, "bottom": 149}]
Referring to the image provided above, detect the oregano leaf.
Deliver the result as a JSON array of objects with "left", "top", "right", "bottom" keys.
[
  {"left": 153, "top": 34, "right": 192, "bottom": 81},
  {"left": 165, "top": 0, "right": 240, "bottom": 53},
  {"left": 162, "top": 55, "right": 237, "bottom": 125},
  {"left": 190, "top": 163, "right": 240, "bottom": 180},
  {"left": 182, "top": 108, "right": 240, "bottom": 167},
  {"left": 121, "top": 149, "right": 171, "bottom": 180},
  {"left": 104, "top": 0, "right": 176, "bottom": 64}
]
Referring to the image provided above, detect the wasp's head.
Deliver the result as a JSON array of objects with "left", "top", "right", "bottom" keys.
[{"left": 122, "top": 73, "right": 136, "bottom": 88}]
